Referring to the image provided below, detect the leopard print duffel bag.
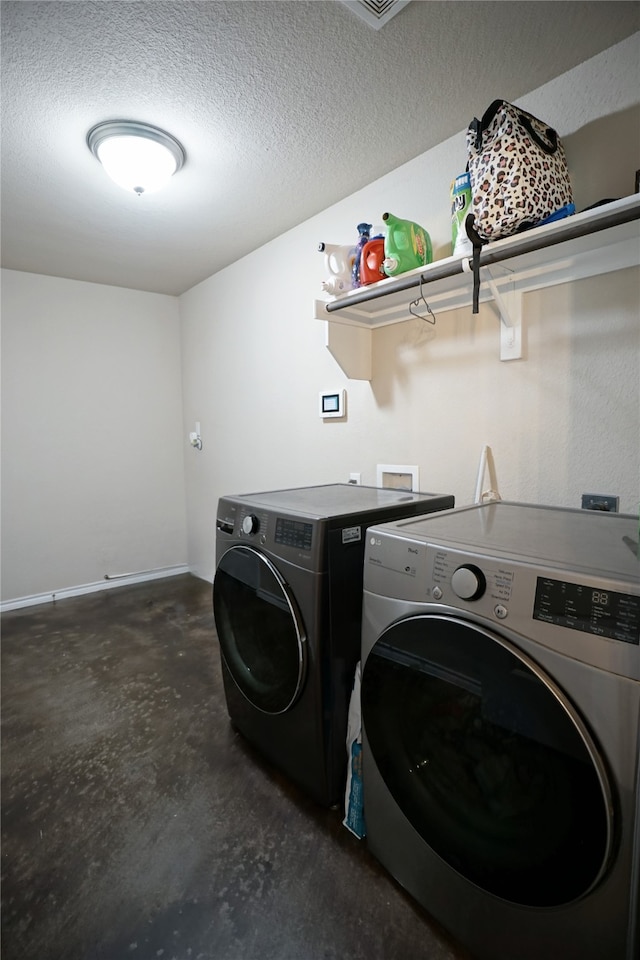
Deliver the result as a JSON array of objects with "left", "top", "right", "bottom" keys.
[
  {"left": 466, "top": 99, "right": 574, "bottom": 242},
  {"left": 464, "top": 99, "right": 574, "bottom": 311}
]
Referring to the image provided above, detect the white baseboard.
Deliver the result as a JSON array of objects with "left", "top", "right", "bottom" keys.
[{"left": 0, "top": 565, "right": 190, "bottom": 613}]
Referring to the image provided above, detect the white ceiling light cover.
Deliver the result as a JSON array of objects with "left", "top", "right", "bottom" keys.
[{"left": 87, "top": 121, "right": 186, "bottom": 195}]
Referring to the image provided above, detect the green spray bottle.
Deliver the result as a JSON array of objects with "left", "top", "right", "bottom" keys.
[{"left": 381, "top": 212, "right": 433, "bottom": 277}]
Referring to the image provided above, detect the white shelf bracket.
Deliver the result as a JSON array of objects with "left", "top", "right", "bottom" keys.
[
  {"left": 324, "top": 319, "right": 372, "bottom": 380},
  {"left": 484, "top": 266, "right": 522, "bottom": 361}
]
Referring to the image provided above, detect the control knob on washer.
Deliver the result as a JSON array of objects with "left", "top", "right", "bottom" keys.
[
  {"left": 242, "top": 514, "right": 259, "bottom": 535},
  {"left": 451, "top": 564, "right": 486, "bottom": 601}
]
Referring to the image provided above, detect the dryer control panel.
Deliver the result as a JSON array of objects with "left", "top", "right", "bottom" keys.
[
  {"left": 433, "top": 549, "right": 514, "bottom": 606},
  {"left": 363, "top": 529, "right": 639, "bottom": 678},
  {"left": 533, "top": 576, "right": 639, "bottom": 645},
  {"left": 435, "top": 551, "right": 639, "bottom": 677}
]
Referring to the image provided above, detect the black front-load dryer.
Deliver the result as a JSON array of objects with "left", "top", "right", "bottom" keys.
[{"left": 213, "top": 483, "right": 454, "bottom": 806}]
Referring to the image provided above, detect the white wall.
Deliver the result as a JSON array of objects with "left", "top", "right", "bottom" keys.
[
  {"left": 180, "top": 34, "right": 640, "bottom": 583},
  {"left": 1, "top": 272, "right": 187, "bottom": 602},
  {"left": 2, "top": 36, "right": 638, "bottom": 601}
]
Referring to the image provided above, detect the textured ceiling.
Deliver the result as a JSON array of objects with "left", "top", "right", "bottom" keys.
[{"left": 1, "top": 1, "right": 639, "bottom": 296}]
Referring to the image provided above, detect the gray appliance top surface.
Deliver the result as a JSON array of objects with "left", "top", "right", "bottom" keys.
[
  {"left": 225, "top": 484, "right": 448, "bottom": 519},
  {"left": 379, "top": 501, "right": 640, "bottom": 581}
]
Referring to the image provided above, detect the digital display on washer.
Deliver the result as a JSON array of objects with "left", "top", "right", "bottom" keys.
[
  {"left": 533, "top": 577, "right": 640, "bottom": 644},
  {"left": 275, "top": 517, "right": 313, "bottom": 551}
]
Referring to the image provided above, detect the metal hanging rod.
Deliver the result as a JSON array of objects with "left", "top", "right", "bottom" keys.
[{"left": 324, "top": 195, "right": 640, "bottom": 314}]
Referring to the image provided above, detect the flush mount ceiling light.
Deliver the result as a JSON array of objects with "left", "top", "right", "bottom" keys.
[{"left": 87, "top": 120, "right": 186, "bottom": 195}]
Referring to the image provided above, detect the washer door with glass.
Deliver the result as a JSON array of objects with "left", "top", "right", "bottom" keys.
[
  {"left": 213, "top": 545, "right": 307, "bottom": 715},
  {"left": 362, "top": 614, "right": 615, "bottom": 908}
]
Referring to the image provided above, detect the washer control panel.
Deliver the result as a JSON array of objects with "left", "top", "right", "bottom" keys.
[
  {"left": 274, "top": 516, "right": 313, "bottom": 551},
  {"left": 237, "top": 508, "right": 270, "bottom": 540},
  {"left": 216, "top": 498, "right": 322, "bottom": 569},
  {"left": 242, "top": 513, "right": 260, "bottom": 535},
  {"left": 215, "top": 502, "right": 270, "bottom": 544}
]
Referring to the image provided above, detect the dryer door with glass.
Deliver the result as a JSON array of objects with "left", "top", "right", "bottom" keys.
[
  {"left": 213, "top": 545, "right": 307, "bottom": 714},
  {"left": 361, "top": 613, "right": 616, "bottom": 908}
]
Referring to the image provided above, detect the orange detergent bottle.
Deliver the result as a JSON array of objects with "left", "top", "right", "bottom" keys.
[
  {"left": 359, "top": 236, "right": 386, "bottom": 285},
  {"left": 351, "top": 222, "right": 373, "bottom": 289},
  {"left": 381, "top": 212, "right": 433, "bottom": 277}
]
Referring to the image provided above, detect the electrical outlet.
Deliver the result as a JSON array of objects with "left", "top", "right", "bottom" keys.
[
  {"left": 348, "top": 473, "right": 361, "bottom": 485},
  {"left": 581, "top": 494, "right": 619, "bottom": 512}
]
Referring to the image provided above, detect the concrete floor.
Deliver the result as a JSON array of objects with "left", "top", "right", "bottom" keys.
[{"left": 1, "top": 574, "right": 471, "bottom": 960}]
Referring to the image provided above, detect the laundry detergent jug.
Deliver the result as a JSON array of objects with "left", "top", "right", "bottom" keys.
[
  {"left": 319, "top": 242, "right": 356, "bottom": 295},
  {"left": 351, "top": 222, "right": 372, "bottom": 289},
  {"left": 359, "top": 236, "right": 386, "bottom": 285},
  {"left": 381, "top": 212, "right": 432, "bottom": 277}
]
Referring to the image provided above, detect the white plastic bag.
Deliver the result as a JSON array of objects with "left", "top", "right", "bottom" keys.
[{"left": 343, "top": 661, "right": 366, "bottom": 838}]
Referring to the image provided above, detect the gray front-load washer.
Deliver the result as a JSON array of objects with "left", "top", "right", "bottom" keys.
[
  {"left": 213, "top": 483, "right": 454, "bottom": 807},
  {"left": 361, "top": 501, "right": 640, "bottom": 960}
]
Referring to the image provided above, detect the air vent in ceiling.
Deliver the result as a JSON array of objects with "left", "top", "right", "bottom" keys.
[{"left": 339, "top": 0, "right": 410, "bottom": 30}]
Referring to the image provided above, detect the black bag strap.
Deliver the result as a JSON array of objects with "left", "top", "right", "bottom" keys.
[
  {"left": 465, "top": 214, "right": 485, "bottom": 315},
  {"left": 470, "top": 99, "right": 504, "bottom": 150},
  {"left": 471, "top": 99, "right": 559, "bottom": 156},
  {"left": 518, "top": 112, "right": 558, "bottom": 154}
]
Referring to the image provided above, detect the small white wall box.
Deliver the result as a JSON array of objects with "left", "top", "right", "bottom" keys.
[
  {"left": 376, "top": 464, "right": 420, "bottom": 492},
  {"left": 319, "top": 389, "right": 346, "bottom": 419}
]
